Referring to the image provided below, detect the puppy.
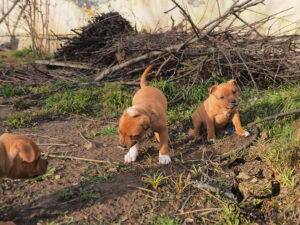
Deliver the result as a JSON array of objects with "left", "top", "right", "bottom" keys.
[
  {"left": 118, "top": 65, "right": 171, "bottom": 164},
  {"left": 190, "top": 80, "right": 250, "bottom": 142},
  {"left": 0, "top": 133, "right": 48, "bottom": 179}
]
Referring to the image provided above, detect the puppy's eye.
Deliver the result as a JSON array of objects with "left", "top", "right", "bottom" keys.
[
  {"left": 232, "top": 90, "right": 237, "bottom": 94},
  {"left": 220, "top": 96, "right": 225, "bottom": 99},
  {"left": 130, "top": 135, "right": 139, "bottom": 140}
]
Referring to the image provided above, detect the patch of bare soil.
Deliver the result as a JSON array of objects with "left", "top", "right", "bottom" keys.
[{"left": 0, "top": 106, "right": 274, "bottom": 224}]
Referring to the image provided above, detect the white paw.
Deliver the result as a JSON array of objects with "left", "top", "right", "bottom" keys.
[
  {"left": 159, "top": 154, "right": 171, "bottom": 164},
  {"left": 208, "top": 139, "right": 215, "bottom": 143},
  {"left": 244, "top": 131, "right": 250, "bottom": 137},
  {"left": 124, "top": 144, "right": 138, "bottom": 163}
]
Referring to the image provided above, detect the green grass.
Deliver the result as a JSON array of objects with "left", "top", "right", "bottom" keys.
[
  {"left": 26, "top": 167, "right": 56, "bottom": 183},
  {"left": 146, "top": 214, "right": 182, "bottom": 225},
  {"left": 12, "top": 49, "right": 40, "bottom": 59},
  {"left": 143, "top": 172, "right": 170, "bottom": 190},
  {"left": 80, "top": 171, "right": 114, "bottom": 185},
  {"left": 0, "top": 84, "right": 27, "bottom": 98},
  {"left": 97, "top": 126, "right": 118, "bottom": 136}
]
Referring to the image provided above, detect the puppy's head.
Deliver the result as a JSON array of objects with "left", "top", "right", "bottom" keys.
[
  {"left": 118, "top": 107, "right": 150, "bottom": 149},
  {"left": 7, "top": 139, "right": 48, "bottom": 179},
  {"left": 209, "top": 80, "right": 240, "bottom": 109}
]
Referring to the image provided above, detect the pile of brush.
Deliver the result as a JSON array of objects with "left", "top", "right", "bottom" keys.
[
  {"left": 54, "top": 0, "right": 300, "bottom": 88},
  {"left": 55, "top": 12, "right": 135, "bottom": 66}
]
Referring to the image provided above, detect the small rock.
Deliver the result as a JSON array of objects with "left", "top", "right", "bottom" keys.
[
  {"left": 107, "top": 167, "right": 118, "bottom": 173},
  {"left": 84, "top": 141, "right": 96, "bottom": 150},
  {"left": 236, "top": 172, "right": 250, "bottom": 180}
]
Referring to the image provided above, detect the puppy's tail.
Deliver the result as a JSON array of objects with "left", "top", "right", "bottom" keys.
[{"left": 140, "top": 65, "right": 153, "bottom": 88}]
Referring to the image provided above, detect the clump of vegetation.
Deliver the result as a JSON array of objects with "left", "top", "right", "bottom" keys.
[
  {"left": 146, "top": 214, "right": 182, "bottom": 225},
  {"left": 143, "top": 172, "right": 170, "bottom": 190},
  {"left": 0, "top": 84, "right": 27, "bottom": 98},
  {"left": 12, "top": 49, "right": 40, "bottom": 59}
]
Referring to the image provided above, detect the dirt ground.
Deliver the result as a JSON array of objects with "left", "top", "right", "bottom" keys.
[{"left": 0, "top": 101, "right": 273, "bottom": 225}]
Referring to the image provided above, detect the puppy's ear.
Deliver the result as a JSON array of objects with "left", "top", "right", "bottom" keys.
[
  {"left": 227, "top": 79, "right": 237, "bottom": 86},
  {"left": 126, "top": 107, "right": 140, "bottom": 117},
  {"left": 15, "top": 142, "right": 36, "bottom": 163},
  {"left": 141, "top": 115, "right": 150, "bottom": 130},
  {"left": 209, "top": 85, "right": 218, "bottom": 94}
]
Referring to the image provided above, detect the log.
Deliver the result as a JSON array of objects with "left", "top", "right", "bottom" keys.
[{"left": 35, "top": 60, "right": 99, "bottom": 71}]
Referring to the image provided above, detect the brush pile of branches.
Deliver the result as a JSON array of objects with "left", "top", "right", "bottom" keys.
[
  {"left": 55, "top": 12, "right": 135, "bottom": 65},
  {"left": 54, "top": 0, "right": 300, "bottom": 88}
]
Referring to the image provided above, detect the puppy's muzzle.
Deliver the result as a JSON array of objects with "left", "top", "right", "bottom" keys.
[
  {"left": 230, "top": 99, "right": 238, "bottom": 107},
  {"left": 118, "top": 143, "right": 126, "bottom": 149}
]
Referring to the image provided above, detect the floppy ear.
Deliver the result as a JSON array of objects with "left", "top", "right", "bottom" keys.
[
  {"left": 209, "top": 85, "right": 218, "bottom": 94},
  {"left": 15, "top": 142, "right": 36, "bottom": 163},
  {"left": 141, "top": 115, "right": 150, "bottom": 130},
  {"left": 227, "top": 79, "right": 237, "bottom": 86},
  {"left": 126, "top": 107, "right": 140, "bottom": 117}
]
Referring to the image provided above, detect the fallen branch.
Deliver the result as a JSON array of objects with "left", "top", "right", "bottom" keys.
[
  {"left": 190, "top": 180, "right": 238, "bottom": 201},
  {"left": 35, "top": 60, "right": 99, "bottom": 71},
  {"left": 127, "top": 185, "right": 158, "bottom": 195},
  {"left": 175, "top": 207, "right": 221, "bottom": 216},
  {"left": 41, "top": 153, "right": 119, "bottom": 164},
  {"left": 38, "top": 143, "right": 75, "bottom": 147},
  {"left": 247, "top": 109, "right": 300, "bottom": 127}
]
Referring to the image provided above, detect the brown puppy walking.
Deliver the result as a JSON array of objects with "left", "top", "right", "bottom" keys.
[
  {"left": 118, "top": 65, "right": 171, "bottom": 164},
  {"left": 190, "top": 80, "right": 250, "bottom": 142}
]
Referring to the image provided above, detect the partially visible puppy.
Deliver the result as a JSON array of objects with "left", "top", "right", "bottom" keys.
[
  {"left": 0, "top": 133, "right": 48, "bottom": 179},
  {"left": 118, "top": 65, "right": 171, "bottom": 164},
  {"left": 190, "top": 80, "right": 250, "bottom": 142},
  {"left": 0, "top": 133, "right": 48, "bottom": 225}
]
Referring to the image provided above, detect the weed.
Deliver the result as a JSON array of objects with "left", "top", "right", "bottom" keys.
[
  {"left": 26, "top": 167, "right": 55, "bottom": 183},
  {"left": 0, "top": 84, "right": 26, "bottom": 98},
  {"left": 4, "top": 109, "right": 53, "bottom": 128},
  {"left": 78, "top": 188, "right": 100, "bottom": 201},
  {"left": 143, "top": 172, "right": 169, "bottom": 190},
  {"left": 219, "top": 204, "right": 249, "bottom": 225},
  {"left": 57, "top": 190, "right": 73, "bottom": 201},
  {"left": 81, "top": 171, "right": 114, "bottom": 185},
  {"left": 12, "top": 49, "right": 40, "bottom": 59},
  {"left": 101, "top": 84, "right": 132, "bottom": 112},
  {"left": 97, "top": 126, "right": 118, "bottom": 136},
  {"left": 277, "top": 168, "right": 297, "bottom": 188},
  {"left": 45, "top": 89, "right": 99, "bottom": 114},
  {"left": 174, "top": 153, "right": 185, "bottom": 164},
  {"left": 170, "top": 173, "right": 190, "bottom": 194},
  {"left": 190, "top": 165, "right": 202, "bottom": 178},
  {"left": 146, "top": 214, "right": 181, "bottom": 225}
]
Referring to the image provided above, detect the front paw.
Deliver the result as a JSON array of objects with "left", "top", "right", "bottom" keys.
[
  {"left": 206, "top": 139, "right": 215, "bottom": 145},
  {"left": 159, "top": 154, "right": 171, "bottom": 164},
  {"left": 124, "top": 144, "right": 138, "bottom": 163},
  {"left": 237, "top": 130, "right": 250, "bottom": 137}
]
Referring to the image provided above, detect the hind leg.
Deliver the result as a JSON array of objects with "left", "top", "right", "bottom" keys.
[{"left": 191, "top": 112, "right": 203, "bottom": 140}]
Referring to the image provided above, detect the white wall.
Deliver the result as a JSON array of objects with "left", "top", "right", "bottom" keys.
[{"left": 1, "top": 0, "right": 300, "bottom": 51}]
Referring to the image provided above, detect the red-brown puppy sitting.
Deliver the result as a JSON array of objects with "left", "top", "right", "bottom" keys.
[
  {"left": 0, "top": 133, "right": 48, "bottom": 179},
  {"left": 190, "top": 80, "right": 250, "bottom": 142},
  {"left": 119, "top": 65, "right": 171, "bottom": 164}
]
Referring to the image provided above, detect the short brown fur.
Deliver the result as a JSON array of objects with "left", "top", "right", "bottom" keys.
[
  {"left": 190, "top": 80, "right": 249, "bottom": 141},
  {"left": 119, "top": 65, "right": 170, "bottom": 161},
  {"left": 0, "top": 133, "right": 48, "bottom": 179}
]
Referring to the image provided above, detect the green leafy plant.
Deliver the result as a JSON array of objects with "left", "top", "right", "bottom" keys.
[{"left": 143, "top": 172, "right": 169, "bottom": 190}]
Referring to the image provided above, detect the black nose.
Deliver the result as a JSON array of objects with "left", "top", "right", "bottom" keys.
[
  {"left": 119, "top": 143, "right": 126, "bottom": 148},
  {"left": 230, "top": 99, "right": 237, "bottom": 104}
]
